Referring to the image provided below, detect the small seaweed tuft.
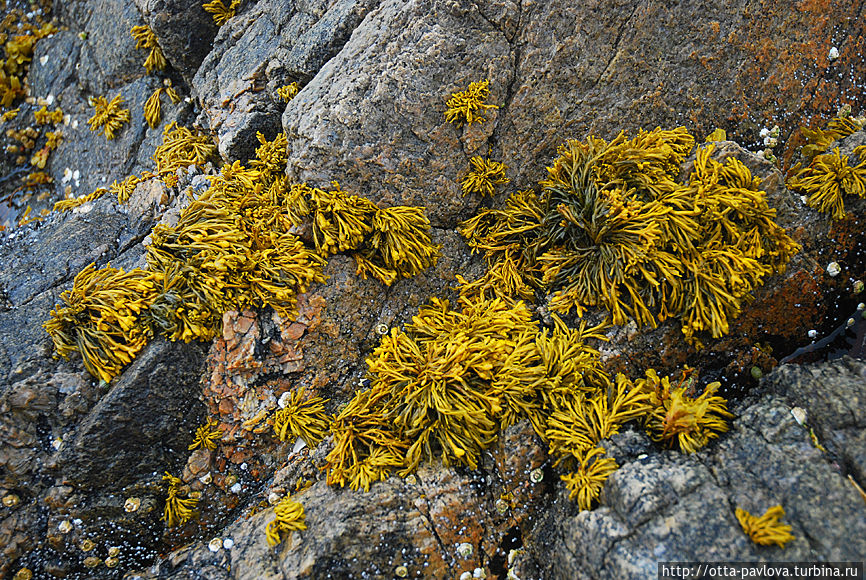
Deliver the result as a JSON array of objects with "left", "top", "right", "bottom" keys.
[
  {"left": 203, "top": 0, "right": 241, "bottom": 26},
  {"left": 277, "top": 82, "right": 300, "bottom": 102},
  {"left": 188, "top": 418, "right": 223, "bottom": 451},
  {"left": 444, "top": 79, "right": 497, "bottom": 127},
  {"left": 633, "top": 369, "right": 733, "bottom": 453},
  {"left": 787, "top": 147, "right": 866, "bottom": 220},
  {"left": 130, "top": 25, "right": 167, "bottom": 74},
  {"left": 88, "top": 94, "right": 131, "bottom": 140},
  {"left": 266, "top": 494, "right": 306, "bottom": 546},
  {"left": 736, "top": 505, "right": 795, "bottom": 548},
  {"left": 461, "top": 156, "right": 509, "bottom": 197},
  {"left": 144, "top": 82, "right": 182, "bottom": 129},
  {"left": 162, "top": 472, "right": 199, "bottom": 528},
  {"left": 560, "top": 446, "right": 618, "bottom": 511},
  {"left": 272, "top": 387, "right": 330, "bottom": 448}
]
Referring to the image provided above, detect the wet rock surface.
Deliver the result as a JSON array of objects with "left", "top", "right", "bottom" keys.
[{"left": 1, "top": 0, "right": 866, "bottom": 578}]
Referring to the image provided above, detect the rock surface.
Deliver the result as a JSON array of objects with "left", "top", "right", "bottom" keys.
[{"left": 1, "top": 0, "right": 866, "bottom": 578}]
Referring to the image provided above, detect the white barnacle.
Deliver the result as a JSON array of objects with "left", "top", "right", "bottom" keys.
[
  {"left": 827, "top": 261, "right": 841, "bottom": 277},
  {"left": 457, "top": 542, "right": 473, "bottom": 558}
]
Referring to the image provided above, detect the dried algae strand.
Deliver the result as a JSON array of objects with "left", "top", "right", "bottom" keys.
[
  {"left": 130, "top": 25, "right": 167, "bottom": 73},
  {"left": 88, "top": 94, "right": 131, "bottom": 140},
  {"left": 162, "top": 472, "right": 199, "bottom": 527},
  {"left": 52, "top": 188, "right": 109, "bottom": 212},
  {"left": 736, "top": 505, "right": 795, "bottom": 548}
]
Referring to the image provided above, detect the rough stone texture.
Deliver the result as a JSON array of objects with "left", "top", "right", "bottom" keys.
[
  {"left": 3, "top": 0, "right": 866, "bottom": 578},
  {"left": 77, "top": 0, "right": 150, "bottom": 95},
  {"left": 134, "top": 0, "right": 218, "bottom": 84},
  {"left": 284, "top": 0, "right": 513, "bottom": 228},
  {"left": 518, "top": 384, "right": 866, "bottom": 580},
  {"left": 193, "top": 0, "right": 382, "bottom": 162},
  {"left": 51, "top": 338, "right": 207, "bottom": 491},
  {"left": 766, "top": 357, "right": 866, "bottom": 485}
]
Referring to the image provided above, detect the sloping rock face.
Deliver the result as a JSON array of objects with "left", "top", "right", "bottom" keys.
[{"left": 1, "top": 0, "right": 865, "bottom": 578}]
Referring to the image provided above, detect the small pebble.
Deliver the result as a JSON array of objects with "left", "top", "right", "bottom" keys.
[
  {"left": 828, "top": 46, "right": 840, "bottom": 61},
  {"left": 827, "top": 261, "right": 841, "bottom": 277}
]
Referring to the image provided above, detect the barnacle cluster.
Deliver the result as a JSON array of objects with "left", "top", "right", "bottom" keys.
[
  {"left": 130, "top": 25, "right": 167, "bottom": 74},
  {"left": 162, "top": 472, "right": 198, "bottom": 528},
  {"left": 144, "top": 82, "right": 181, "bottom": 129},
  {"left": 786, "top": 115, "right": 866, "bottom": 220},
  {"left": 460, "top": 128, "right": 799, "bottom": 344},
  {"left": 271, "top": 387, "right": 330, "bottom": 447},
  {"left": 265, "top": 493, "right": 306, "bottom": 547},
  {"left": 736, "top": 505, "right": 795, "bottom": 548},
  {"left": 444, "top": 79, "right": 497, "bottom": 127},
  {"left": 188, "top": 417, "right": 223, "bottom": 451},
  {"left": 203, "top": 0, "right": 241, "bottom": 26},
  {"left": 461, "top": 156, "right": 509, "bottom": 197},
  {"left": 88, "top": 94, "right": 131, "bottom": 140}
]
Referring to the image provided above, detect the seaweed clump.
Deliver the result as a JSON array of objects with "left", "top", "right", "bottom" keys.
[
  {"left": 43, "top": 264, "right": 161, "bottom": 382},
  {"left": 325, "top": 292, "right": 638, "bottom": 503},
  {"left": 460, "top": 128, "right": 799, "bottom": 344},
  {"left": 88, "top": 94, "right": 131, "bottom": 140},
  {"left": 444, "top": 79, "right": 497, "bottom": 127},
  {"left": 46, "top": 130, "right": 439, "bottom": 382},
  {"left": 162, "top": 472, "right": 199, "bottom": 527},
  {"left": 736, "top": 505, "right": 795, "bottom": 548},
  {"left": 266, "top": 494, "right": 306, "bottom": 546}
]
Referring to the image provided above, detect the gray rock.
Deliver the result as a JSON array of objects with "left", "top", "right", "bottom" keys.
[
  {"left": 765, "top": 357, "right": 866, "bottom": 486},
  {"left": 193, "top": 0, "right": 383, "bottom": 162},
  {"left": 77, "top": 0, "right": 150, "bottom": 95},
  {"left": 51, "top": 337, "right": 207, "bottom": 491},
  {"left": 283, "top": 0, "right": 513, "bottom": 228},
  {"left": 519, "top": 367, "right": 866, "bottom": 580},
  {"left": 134, "top": 0, "right": 218, "bottom": 84}
]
